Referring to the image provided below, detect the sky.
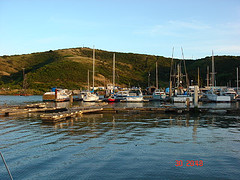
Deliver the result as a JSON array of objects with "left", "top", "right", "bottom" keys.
[{"left": 0, "top": 0, "right": 240, "bottom": 59}]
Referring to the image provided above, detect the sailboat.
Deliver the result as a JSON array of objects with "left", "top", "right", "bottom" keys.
[
  {"left": 205, "top": 51, "right": 231, "bottom": 102},
  {"left": 170, "top": 48, "right": 193, "bottom": 103},
  {"left": 106, "top": 53, "right": 120, "bottom": 102},
  {"left": 125, "top": 88, "right": 144, "bottom": 102},
  {"left": 83, "top": 46, "right": 99, "bottom": 102},
  {"left": 152, "top": 62, "right": 166, "bottom": 100}
]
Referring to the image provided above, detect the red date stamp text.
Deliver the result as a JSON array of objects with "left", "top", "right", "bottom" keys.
[{"left": 175, "top": 160, "right": 203, "bottom": 167}]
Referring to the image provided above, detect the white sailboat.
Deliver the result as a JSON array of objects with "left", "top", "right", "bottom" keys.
[
  {"left": 170, "top": 48, "right": 193, "bottom": 103},
  {"left": 126, "top": 88, "right": 143, "bottom": 102},
  {"left": 43, "top": 88, "right": 71, "bottom": 102},
  {"left": 83, "top": 91, "right": 99, "bottom": 102},
  {"left": 152, "top": 61, "right": 166, "bottom": 100},
  {"left": 205, "top": 51, "right": 231, "bottom": 102},
  {"left": 83, "top": 46, "right": 99, "bottom": 102}
]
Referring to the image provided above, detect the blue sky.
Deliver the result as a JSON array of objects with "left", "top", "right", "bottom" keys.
[{"left": 0, "top": 0, "right": 240, "bottom": 59}]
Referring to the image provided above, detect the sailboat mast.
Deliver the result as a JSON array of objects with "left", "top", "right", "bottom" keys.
[
  {"left": 88, "top": 69, "right": 90, "bottom": 91},
  {"left": 207, "top": 66, "right": 209, "bottom": 87},
  {"left": 169, "top": 47, "right": 174, "bottom": 98},
  {"left": 156, "top": 61, "right": 158, "bottom": 89},
  {"left": 237, "top": 67, "right": 239, "bottom": 94},
  {"left": 93, "top": 46, "right": 95, "bottom": 91},
  {"left": 198, "top": 67, "right": 200, "bottom": 87},
  {"left": 211, "top": 50, "right": 215, "bottom": 87},
  {"left": 177, "top": 63, "right": 180, "bottom": 88},
  {"left": 113, "top": 53, "right": 115, "bottom": 91},
  {"left": 181, "top": 47, "right": 189, "bottom": 88}
]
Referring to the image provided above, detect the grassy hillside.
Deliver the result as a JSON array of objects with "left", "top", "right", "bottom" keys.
[
  {"left": 0, "top": 47, "right": 240, "bottom": 94},
  {"left": 186, "top": 56, "right": 240, "bottom": 87}
]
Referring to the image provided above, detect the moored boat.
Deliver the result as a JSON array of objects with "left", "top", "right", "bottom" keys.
[
  {"left": 152, "top": 89, "right": 166, "bottom": 100},
  {"left": 126, "top": 89, "right": 143, "bottom": 102},
  {"left": 205, "top": 88, "right": 231, "bottom": 102},
  {"left": 43, "top": 88, "right": 71, "bottom": 102},
  {"left": 83, "top": 92, "right": 99, "bottom": 102},
  {"left": 222, "top": 88, "right": 237, "bottom": 100},
  {"left": 172, "top": 94, "right": 193, "bottom": 103},
  {"left": 115, "top": 90, "right": 129, "bottom": 100}
]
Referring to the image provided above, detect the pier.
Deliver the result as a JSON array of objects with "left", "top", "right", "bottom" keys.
[
  {"left": 40, "top": 108, "right": 103, "bottom": 123},
  {"left": 1, "top": 101, "right": 240, "bottom": 123}
]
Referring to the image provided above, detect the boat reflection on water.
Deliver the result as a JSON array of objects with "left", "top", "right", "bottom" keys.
[
  {"left": 2, "top": 107, "right": 240, "bottom": 179},
  {"left": 125, "top": 102, "right": 144, "bottom": 108},
  {"left": 173, "top": 102, "right": 233, "bottom": 109}
]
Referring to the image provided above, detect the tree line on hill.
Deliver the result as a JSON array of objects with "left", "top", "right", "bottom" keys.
[{"left": 0, "top": 47, "right": 240, "bottom": 94}]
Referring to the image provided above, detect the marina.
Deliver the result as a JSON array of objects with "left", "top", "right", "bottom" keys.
[
  {"left": 0, "top": 96, "right": 240, "bottom": 179},
  {"left": 1, "top": 1, "right": 240, "bottom": 179}
]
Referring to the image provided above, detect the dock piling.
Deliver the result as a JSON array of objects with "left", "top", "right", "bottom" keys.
[{"left": 194, "top": 86, "right": 199, "bottom": 108}]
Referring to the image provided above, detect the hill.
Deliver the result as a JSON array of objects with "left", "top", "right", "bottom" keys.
[{"left": 0, "top": 47, "right": 240, "bottom": 94}]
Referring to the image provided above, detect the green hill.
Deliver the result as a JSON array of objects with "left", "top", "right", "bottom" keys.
[{"left": 0, "top": 47, "right": 240, "bottom": 94}]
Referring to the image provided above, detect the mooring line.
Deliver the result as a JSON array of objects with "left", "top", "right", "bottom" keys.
[{"left": 0, "top": 152, "right": 13, "bottom": 180}]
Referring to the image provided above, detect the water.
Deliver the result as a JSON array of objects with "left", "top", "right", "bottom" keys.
[
  {"left": 0, "top": 95, "right": 42, "bottom": 105},
  {"left": 0, "top": 97, "right": 240, "bottom": 179}
]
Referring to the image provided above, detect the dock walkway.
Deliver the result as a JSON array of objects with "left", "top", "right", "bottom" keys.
[{"left": 1, "top": 102, "right": 240, "bottom": 123}]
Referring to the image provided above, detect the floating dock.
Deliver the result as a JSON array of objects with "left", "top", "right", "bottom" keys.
[
  {"left": 40, "top": 108, "right": 103, "bottom": 123},
  {"left": 1, "top": 102, "right": 240, "bottom": 123}
]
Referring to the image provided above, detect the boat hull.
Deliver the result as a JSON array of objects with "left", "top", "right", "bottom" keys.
[
  {"left": 43, "top": 91, "right": 70, "bottom": 102},
  {"left": 173, "top": 96, "right": 193, "bottom": 103},
  {"left": 206, "top": 94, "right": 231, "bottom": 102},
  {"left": 126, "top": 96, "right": 143, "bottom": 102},
  {"left": 83, "top": 94, "right": 99, "bottom": 102}
]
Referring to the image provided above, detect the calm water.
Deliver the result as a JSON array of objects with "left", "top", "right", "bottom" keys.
[{"left": 0, "top": 97, "right": 240, "bottom": 179}]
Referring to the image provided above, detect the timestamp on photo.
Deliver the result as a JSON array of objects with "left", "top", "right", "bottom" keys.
[{"left": 175, "top": 160, "right": 203, "bottom": 167}]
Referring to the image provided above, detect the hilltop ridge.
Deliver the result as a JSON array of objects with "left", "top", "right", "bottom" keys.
[{"left": 0, "top": 47, "right": 240, "bottom": 94}]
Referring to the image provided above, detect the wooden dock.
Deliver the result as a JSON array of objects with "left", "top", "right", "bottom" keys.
[
  {"left": 40, "top": 108, "right": 103, "bottom": 123},
  {"left": 1, "top": 101, "right": 240, "bottom": 123},
  {"left": 0, "top": 106, "right": 67, "bottom": 117}
]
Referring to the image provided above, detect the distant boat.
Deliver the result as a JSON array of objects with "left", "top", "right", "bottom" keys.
[
  {"left": 83, "top": 46, "right": 99, "bottom": 102},
  {"left": 43, "top": 88, "right": 71, "bottom": 102},
  {"left": 173, "top": 94, "right": 193, "bottom": 103},
  {"left": 83, "top": 92, "right": 99, "bottom": 102},
  {"left": 106, "top": 94, "right": 120, "bottom": 102},
  {"left": 222, "top": 88, "right": 237, "bottom": 100},
  {"left": 170, "top": 48, "right": 192, "bottom": 103},
  {"left": 205, "top": 88, "right": 231, "bottom": 102},
  {"left": 115, "top": 90, "right": 129, "bottom": 100},
  {"left": 126, "top": 89, "right": 143, "bottom": 102},
  {"left": 152, "top": 89, "right": 166, "bottom": 100},
  {"left": 204, "top": 51, "right": 231, "bottom": 102},
  {"left": 152, "top": 62, "right": 166, "bottom": 101}
]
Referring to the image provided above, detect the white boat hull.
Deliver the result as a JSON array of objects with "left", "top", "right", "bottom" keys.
[
  {"left": 206, "top": 94, "right": 231, "bottom": 102},
  {"left": 173, "top": 95, "right": 193, "bottom": 103},
  {"left": 83, "top": 93, "right": 99, "bottom": 102},
  {"left": 43, "top": 91, "right": 70, "bottom": 102},
  {"left": 126, "top": 96, "right": 143, "bottom": 102}
]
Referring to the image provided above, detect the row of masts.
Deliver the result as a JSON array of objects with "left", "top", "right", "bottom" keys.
[
  {"left": 88, "top": 46, "right": 116, "bottom": 92},
  {"left": 88, "top": 46, "right": 239, "bottom": 94},
  {"left": 169, "top": 47, "right": 189, "bottom": 97}
]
